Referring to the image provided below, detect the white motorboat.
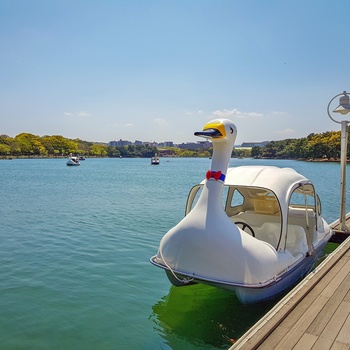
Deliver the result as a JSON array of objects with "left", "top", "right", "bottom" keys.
[
  {"left": 66, "top": 153, "right": 80, "bottom": 166},
  {"left": 151, "top": 153, "right": 160, "bottom": 165},
  {"left": 150, "top": 118, "right": 333, "bottom": 304}
]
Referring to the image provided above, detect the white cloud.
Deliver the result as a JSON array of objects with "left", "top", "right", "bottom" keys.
[
  {"left": 64, "top": 111, "right": 90, "bottom": 117},
  {"left": 78, "top": 111, "right": 90, "bottom": 117},
  {"left": 210, "top": 108, "right": 263, "bottom": 119},
  {"left": 185, "top": 110, "right": 203, "bottom": 116},
  {"left": 245, "top": 112, "right": 264, "bottom": 118},
  {"left": 154, "top": 118, "right": 167, "bottom": 126},
  {"left": 125, "top": 123, "right": 134, "bottom": 127},
  {"left": 212, "top": 108, "right": 238, "bottom": 117}
]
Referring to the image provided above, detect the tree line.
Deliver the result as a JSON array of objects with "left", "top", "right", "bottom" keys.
[
  {"left": 0, "top": 133, "right": 160, "bottom": 158},
  {"left": 0, "top": 130, "right": 348, "bottom": 159},
  {"left": 0, "top": 132, "right": 234, "bottom": 158},
  {"left": 251, "top": 130, "right": 348, "bottom": 160}
]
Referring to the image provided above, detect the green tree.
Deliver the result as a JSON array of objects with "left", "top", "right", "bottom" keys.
[
  {"left": 251, "top": 146, "right": 261, "bottom": 158},
  {"left": 0, "top": 144, "right": 10, "bottom": 156},
  {"left": 14, "top": 133, "right": 45, "bottom": 156},
  {"left": 41, "top": 135, "right": 78, "bottom": 155},
  {"left": 90, "top": 144, "right": 107, "bottom": 156},
  {"left": 106, "top": 146, "right": 121, "bottom": 157}
]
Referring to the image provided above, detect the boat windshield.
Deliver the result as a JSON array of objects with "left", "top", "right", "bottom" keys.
[
  {"left": 185, "top": 184, "right": 283, "bottom": 249},
  {"left": 185, "top": 184, "right": 233, "bottom": 215}
]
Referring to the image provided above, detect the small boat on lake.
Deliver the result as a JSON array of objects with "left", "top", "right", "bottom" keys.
[
  {"left": 79, "top": 155, "right": 86, "bottom": 161},
  {"left": 66, "top": 153, "right": 80, "bottom": 166},
  {"left": 151, "top": 153, "right": 160, "bottom": 165},
  {"left": 150, "top": 118, "right": 333, "bottom": 304}
]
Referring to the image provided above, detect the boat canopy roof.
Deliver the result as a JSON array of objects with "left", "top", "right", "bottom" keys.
[
  {"left": 228, "top": 165, "right": 307, "bottom": 187},
  {"left": 200, "top": 166, "right": 312, "bottom": 210}
]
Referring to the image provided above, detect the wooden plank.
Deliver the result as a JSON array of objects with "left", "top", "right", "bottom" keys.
[
  {"left": 343, "top": 287, "right": 350, "bottom": 303},
  {"left": 292, "top": 333, "right": 317, "bottom": 350},
  {"left": 306, "top": 272, "right": 350, "bottom": 336},
  {"left": 330, "top": 341, "right": 350, "bottom": 350},
  {"left": 310, "top": 301, "right": 350, "bottom": 350},
  {"left": 333, "top": 313, "right": 350, "bottom": 347}
]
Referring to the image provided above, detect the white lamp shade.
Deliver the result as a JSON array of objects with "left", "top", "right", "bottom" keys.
[{"left": 333, "top": 93, "right": 350, "bottom": 115}]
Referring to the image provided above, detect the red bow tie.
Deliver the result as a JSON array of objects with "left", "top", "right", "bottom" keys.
[{"left": 206, "top": 170, "right": 224, "bottom": 181}]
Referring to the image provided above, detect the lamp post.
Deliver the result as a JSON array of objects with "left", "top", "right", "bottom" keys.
[{"left": 327, "top": 91, "right": 350, "bottom": 232}]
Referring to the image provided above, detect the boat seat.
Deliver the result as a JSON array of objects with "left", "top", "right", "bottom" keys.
[
  {"left": 254, "top": 223, "right": 308, "bottom": 255},
  {"left": 287, "top": 208, "right": 316, "bottom": 230},
  {"left": 286, "top": 225, "right": 308, "bottom": 256},
  {"left": 230, "top": 215, "right": 308, "bottom": 256},
  {"left": 288, "top": 207, "right": 315, "bottom": 217},
  {"left": 254, "top": 222, "right": 280, "bottom": 248},
  {"left": 230, "top": 216, "right": 280, "bottom": 248}
]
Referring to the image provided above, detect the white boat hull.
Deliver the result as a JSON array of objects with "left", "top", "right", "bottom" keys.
[{"left": 151, "top": 239, "right": 328, "bottom": 304}]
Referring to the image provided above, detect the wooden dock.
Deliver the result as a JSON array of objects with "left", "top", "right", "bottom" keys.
[{"left": 230, "top": 216, "right": 350, "bottom": 350}]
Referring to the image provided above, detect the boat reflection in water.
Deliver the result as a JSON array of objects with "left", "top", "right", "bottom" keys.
[{"left": 150, "top": 284, "right": 277, "bottom": 348}]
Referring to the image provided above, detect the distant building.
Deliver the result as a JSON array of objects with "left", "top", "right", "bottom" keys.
[
  {"left": 108, "top": 139, "right": 132, "bottom": 147},
  {"left": 240, "top": 141, "right": 270, "bottom": 148},
  {"left": 107, "top": 139, "right": 214, "bottom": 149},
  {"left": 143, "top": 141, "right": 158, "bottom": 147},
  {"left": 159, "top": 141, "right": 174, "bottom": 148},
  {"left": 177, "top": 140, "right": 212, "bottom": 150}
]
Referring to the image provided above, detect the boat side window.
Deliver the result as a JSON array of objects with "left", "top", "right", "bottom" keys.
[
  {"left": 225, "top": 187, "right": 245, "bottom": 216},
  {"left": 186, "top": 185, "right": 235, "bottom": 215},
  {"left": 252, "top": 192, "right": 280, "bottom": 215},
  {"left": 230, "top": 189, "right": 244, "bottom": 208},
  {"left": 288, "top": 184, "right": 317, "bottom": 244},
  {"left": 289, "top": 184, "right": 316, "bottom": 210}
]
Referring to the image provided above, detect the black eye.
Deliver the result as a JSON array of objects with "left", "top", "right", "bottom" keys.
[{"left": 230, "top": 127, "right": 233, "bottom": 134}]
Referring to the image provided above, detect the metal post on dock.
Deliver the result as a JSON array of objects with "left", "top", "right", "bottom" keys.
[{"left": 327, "top": 91, "right": 350, "bottom": 232}]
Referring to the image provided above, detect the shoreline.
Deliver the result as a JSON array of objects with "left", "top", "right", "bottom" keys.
[{"left": 1, "top": 155, "right": 348, "bottom": 162}]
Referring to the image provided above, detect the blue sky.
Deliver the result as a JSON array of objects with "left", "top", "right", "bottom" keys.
[{"left": 1, "top": 0, "right": 350, "bottom": 145}]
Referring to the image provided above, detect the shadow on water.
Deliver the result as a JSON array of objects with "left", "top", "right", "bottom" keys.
[{"left": 150, "top": 284, "right": 278, "bottom": 349}]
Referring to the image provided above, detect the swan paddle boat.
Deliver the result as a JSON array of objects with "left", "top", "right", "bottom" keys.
[
  {"left": 151, "top": 153, "right": 160, "bottom": 165},
  {"left": 150, "top": 118, "right": 333, "bottom": 304},
  {"left": 66, "top": 153, "right": 80, "bottom": 166}
]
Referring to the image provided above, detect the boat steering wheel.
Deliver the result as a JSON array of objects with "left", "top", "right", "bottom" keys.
[{"left": 234, "top": 221, "right": 255, "bottom": 237}]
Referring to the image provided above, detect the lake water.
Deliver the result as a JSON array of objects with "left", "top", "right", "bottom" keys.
[{"left": 0, "top": 157, "right": 347, "bottom": 350}]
